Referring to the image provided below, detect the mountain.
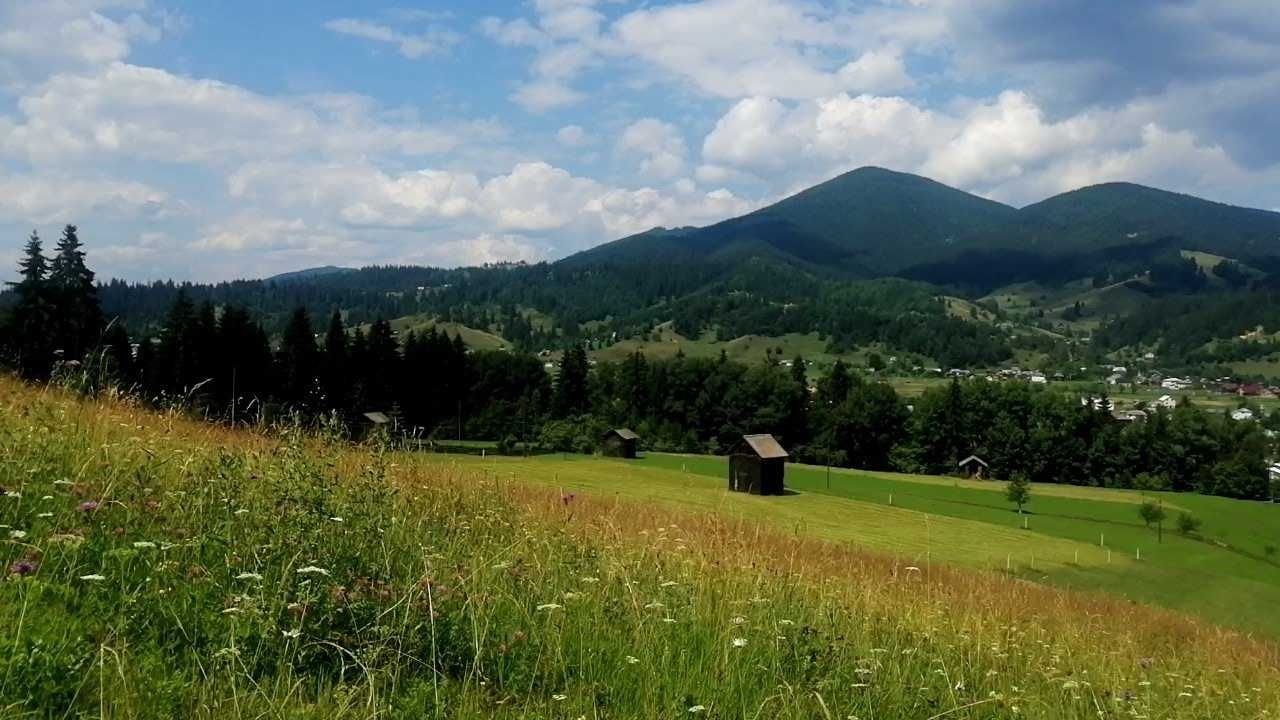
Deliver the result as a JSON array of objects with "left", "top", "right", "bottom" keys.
[
  {"left": 564, "top": 168, "right": 1280, "bottom": 287},
  {"left": 566, "top": 167, "right": 1019, "bottom": 275},
  {"left": 267, "top": 266, "right": 354, "bottom": 284}
]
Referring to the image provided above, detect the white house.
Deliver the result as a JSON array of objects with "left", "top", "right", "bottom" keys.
[
  {"left": 1231, "top": 407, "right": 1256, "bottom": 422},
  {"left": 1152, "top": 395, "right": 1178, "bottom": 410},
  {"left": 1029, "top": 374, "right": 1047, "bottom": 384}
]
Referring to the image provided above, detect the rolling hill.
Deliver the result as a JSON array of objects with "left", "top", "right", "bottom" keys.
[{"left": 564, "top": 167, "right": 1280, "bottom": 288}]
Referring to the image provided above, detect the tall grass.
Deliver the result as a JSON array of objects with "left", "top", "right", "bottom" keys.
[{"left": 0, "top": 376, "right": 1277, "bottom": 718}]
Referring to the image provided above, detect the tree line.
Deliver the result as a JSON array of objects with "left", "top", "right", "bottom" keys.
[{"left": 2, "top": 230, "right": 1274, "bottom": 500}]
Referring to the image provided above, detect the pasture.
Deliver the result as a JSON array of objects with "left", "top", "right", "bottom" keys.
[
  {"left": 425, "top": 452, "right": 1280, "bottom": 638},
  {"left": 3, "top": 378, "right": 1280, "bottom": 718}
]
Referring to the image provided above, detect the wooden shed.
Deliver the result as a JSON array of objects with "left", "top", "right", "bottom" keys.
[
  {"left": 958, "top": 454, "right": 989, "bottom": 479},
  {"left": 352, "top": 411, "right": 394, "bottom": 441},
  {"left": 601, "top": 428, "right": 639, "bottom": 458},
  {"left": 729, "top": 434, "right": 788, "bottom": 495}
]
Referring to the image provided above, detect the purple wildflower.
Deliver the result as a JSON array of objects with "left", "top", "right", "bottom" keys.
[
  {"left": 8, "top": 559, "right": 38, "bottom": 576},
  {"left": 561, "top": 493, "right": 575, "bottom": 506},
  {"left": 78, "top": 500, "right": 99, "bottom": 513}
]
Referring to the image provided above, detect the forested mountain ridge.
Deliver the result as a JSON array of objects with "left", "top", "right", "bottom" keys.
[{"left": 8, "top": 168, "right": 1280, "bottom": 368}]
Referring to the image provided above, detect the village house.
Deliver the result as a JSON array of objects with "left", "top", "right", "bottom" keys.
[
  {"left": 1231, "top": 408, "right": 1256, "bottom": 422},
  {"left": 1152, "top": 395, "right": 1178, "bottom": 410}
]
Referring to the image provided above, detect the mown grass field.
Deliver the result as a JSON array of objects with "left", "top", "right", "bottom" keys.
[
  {"left": 4, "top": 377, "right": 1280, "bottom": 718},
  {"left": 428, "top": 452, "right": 1280, "bottom": 639}
]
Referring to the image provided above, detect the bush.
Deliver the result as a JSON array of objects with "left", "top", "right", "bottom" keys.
[{"left": 1176, "top": 512, "right": 1203, "bottom": 536}]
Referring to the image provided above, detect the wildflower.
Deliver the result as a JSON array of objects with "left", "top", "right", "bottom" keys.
[
  {"left": 234, "top": 508, "right": 249, "bottom": 515},
  {"left": 778, "top": 619, "right": 794, "bottom": 625},
  {"left": 662, "top": 617, "right": 676, "bottom": 623},
  {"left": 660, "top": 580, "right": 678, "bottom": 587},
  {"left": 731, "top": 638, "right": 747, "bottom": 648},
  {"left": 552, "top": 694, "right": 567, "bottom": 701},
  {"left": 645, "top": 602, "right": 665, "bottom": 609},
  {"left": 537, "top": 603, "right": 563, "bottom": 611},
  {"left": 281, "top": 628, "right": 301, "bottom": 639},
  {"left": 329, "top": 516, "right": 344, "bottom": 523},
  {"left": 688, "top": 705, "right": 706, "bottom": 713},
  {"left": 132, "top": 541, "right": 156, "bottom": 549},
  {"left": 79, "top": 574, "right": 106, "bottom": 581},
  {"left": 905, "top": 566, "right": 921, "bottom": 572},
  {"left": 580, "top": 576, "right": 599, "bottom": 584},
  {"left": 8, "top": 530, "right": 27, "bottom": 540},
  {"left": 78, "top": 501, "right": 99, "bottom": 512},
  {"left": 560, "top": 493, "right": 575, "bottom": 506},
  {"left": 296, "top": 566, "right": 330, "bottom": 576},
  {"left": 36, "top": 512, "right": 52, "bottom": 518},
  {"left": 8, "top": 559, "right": 38, "bottom": 575},
  {"left": 236, "top": 572, "right": 263, "bottom": 581},
  {"left": 730, "top": 616, "right": 746, "bottom": 625},
  {"left": 221, "top": 607, "right": 242, "bottom": 614},
  {"left": 625, "top": 655, "right": 640, "bottom": 664}
]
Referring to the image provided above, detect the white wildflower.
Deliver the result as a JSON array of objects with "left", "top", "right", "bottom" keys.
[
  {"left": 660, "top": 580, "right": 678, "bottom": 587},
  {"left": 662, "top": 617, "right": 676, "bottom": 624},
  {"left": 580, "top": 576, "right": 599, "bottom": 584},
  {"left": 296, "top": 566, "right": 330, "bottom": 576},
  {"left": 688, "top": 705, "right": 706, "bottom": 713},
  {"left": 537, "top": 603, "right": 563, "bottom": 611},
  {"left": 778, "top": 619, "right": 794, "bottom": 626},
  {"left": 233, "top": 508, "right": 249, "bottom": 514},
  {"left": 905, "top": 566, "right": 921, "bottom": 572},
  {"left": 329, "top": 516, "right": 344, "bottom": 523},
  {"left": 730, "top": 616, "right": 746, "bottom": 625},
  {"left": 625, "top": 655, "right": 640, "bottom": 664},
  {"left": 552, "top": 694, "right": 567, "bottom": 701},
  {"left": 221, "top": 607, "right": 242, "bottom": 614},
  {"left": 132, "top": 541, "right": 157, "bottom": 549},
  {"left": 8, "top": 530, "right": 27, "bottom": 540},
  {"left": 731, "top": 638, "right": 747, "bottom": 648},
  {"left": 79, "top": 574, "right": 106, "bottom": 581},
  {"left": 645, "top": 602, "right": 665, "bottom": 609},
  {"left": 281, "top": 628, "right": 301, "bottom": 639},
  {"left": 36, "top": 512, "right": 52, "bottom": 518},
  {"left": 236, "top": 572, "right": 263, "bottom": 581}
]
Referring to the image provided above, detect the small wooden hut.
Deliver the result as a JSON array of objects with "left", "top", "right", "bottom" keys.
[
  {"left": 352, "top": 411, "right": 393, "bottom": 441},
  {"left": 729, "top": 434, "right": 788, "bottom": 495},
  {"left": 958, "top": 454, "right": 989, "bottom": 479},
  {"left": 601, "top": 428, "right": 639, "bottom": 458}
]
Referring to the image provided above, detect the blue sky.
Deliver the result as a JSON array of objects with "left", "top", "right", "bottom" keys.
[{"left": 2, "top": 0, "right": 1279, "bottom": 282}]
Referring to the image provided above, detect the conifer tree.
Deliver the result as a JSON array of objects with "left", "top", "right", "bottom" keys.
[
  {"left": 49, "top": 225, "right": 103, "bottom": 360},
  {"left": 278, "top": 307, "right": 319, "bottom": 408},
  {"left": 320, "top": 310, "right": 349, "bottom": 412},
  {"left": 6, "top": 231, "right": 54, "bottom": 376}
]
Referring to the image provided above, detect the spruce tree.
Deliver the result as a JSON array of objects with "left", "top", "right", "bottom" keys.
[
  {"left": 6, "top": 231, "right": 54, "bottom": 376},
  {"left": 554, "top": 343, "right": 590, "bottom": 417},
  {"left": 320, "top": 310, "right": 349, "bottom": 412},
  {"left": 278, "top": 307, "right": 319, "bottom": 408},
  {"left": 49, "top": 224, "right": 103, "bottom": 361}
]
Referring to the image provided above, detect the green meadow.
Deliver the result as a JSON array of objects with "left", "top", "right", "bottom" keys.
[{"left": 426, "top": 451, "right": 1280, "bottom": 639}]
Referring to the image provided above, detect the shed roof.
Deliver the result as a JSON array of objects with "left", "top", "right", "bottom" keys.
[
  {"left": 605, "top": 428, "right": 640, "bottom": 441},
  {"left": 741, "top": 434, "right": 788, "bottom": 459},
  {"left": 958, "top": 454, "right": 988, "bottom": 468},
  {"left": 362, "top": 411, "right": 392, "bottom": 425}
]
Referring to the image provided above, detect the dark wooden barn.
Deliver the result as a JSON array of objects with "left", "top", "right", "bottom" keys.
[
  {"left": 729, "top": 434, "right": 788, "bottom": 495},
  {"left": 957, "top": 454, "right": 989, "bottom": 479},
  {"left": 351, "top": 411, "right": 394, "bottom": 441},
  {"left": 601, "top": 428, "right": 639, "bottom": 458}
]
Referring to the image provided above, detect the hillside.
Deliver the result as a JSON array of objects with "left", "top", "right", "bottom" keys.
[
  {"left": 3, "top": 376, "right": 1280, "bottom": 718},
  {"left": 570, "top": 167, "right": 1019, "bottom": 275}
]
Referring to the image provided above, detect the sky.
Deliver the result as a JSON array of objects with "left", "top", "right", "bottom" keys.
[{"left": 2, "top": 0, "right": 1279, "bottom": 282}]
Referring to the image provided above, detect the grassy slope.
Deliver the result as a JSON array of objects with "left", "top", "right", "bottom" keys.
[
  {"left": 4, "top": 378, "right": 1280, "bottom": 718},
  {"left": 385, "top": 314, "right": 510, "bottom": 351},
  {"left": 433, "top": 452, "right": 1280, "bottom": 638}
]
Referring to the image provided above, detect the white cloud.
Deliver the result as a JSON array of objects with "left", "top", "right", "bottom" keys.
[
  {"left": 512, "top": 80, "right": 585, "bottom": 112},
  {"left": 324, "top": 17, "right": 459, "bottom": 59},
  {"left": 1, "top": 63, "right": 467, "bottom": 167},
  {"left": 617, "top": 118, "right": 687, "bottom": 179},
  {"left": 837, "top": 49, "right": 914, "bottom": 94},
  {"left": 0, "top": 172, "right": 168, "bottom": 224},
  {"left": 0, "top": 0, "right": 164, "bottom": 89},
  {"left": 556, "top": 124, "right": 591, "bottom": 146}
]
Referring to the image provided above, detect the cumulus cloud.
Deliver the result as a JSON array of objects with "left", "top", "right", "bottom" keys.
[
  {"left": 0, "top": 0, "right": 164, "bottom": 89},
  {"left": 617, "top": 118, "right": 687, "bottom": 179},
  {"left": 324, "top": 17, "right": 460, "bottom": 59},
  {"left": 0, "top": 172, "right": 168, "bottom": 224}
]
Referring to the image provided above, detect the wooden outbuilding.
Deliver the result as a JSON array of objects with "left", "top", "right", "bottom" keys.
[
  {"left": 958, "top": 454, "right": 989, "bottom": 479},
  {"left": 352, "top": 411, "right": 394, "bottom": 441},
  {"left": 729, "top": 434, "right": 788, "bottom": 495},
  {"left": 601, "top": 428, "right": 639, "bottom": 458}
]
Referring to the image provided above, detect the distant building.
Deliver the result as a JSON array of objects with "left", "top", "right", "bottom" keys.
[
  {"left": 1152, "top": 395, "right": 1178, "bottom": 410},
  {"left": 1231, "top": 408, "right": 1256, "bottom": 422},
  {"left": 729, "top": 434, "right": 788, "bottom": 495},
  {"left": 1239, "top": 383, "right": 1264, "bottom": 397},
  {"left": 601, "top": 428, "right": 639, "bottom": 459},
  {"left": 958, "top": 455, "right": 989, "bottom": 479},
  {"left": 1112, "top": 410, "right": 1148, "bottom": 423},
  {"left": 352, "top": 411, "right": 394, "bottom": 441}
]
